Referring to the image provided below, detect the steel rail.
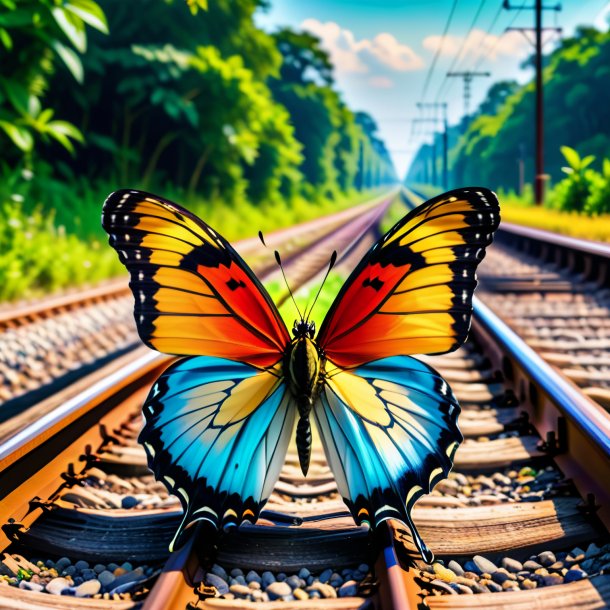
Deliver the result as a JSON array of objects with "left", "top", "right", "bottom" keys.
[{"left": 499, "top": 221, "right": 610, "bottom": 259}]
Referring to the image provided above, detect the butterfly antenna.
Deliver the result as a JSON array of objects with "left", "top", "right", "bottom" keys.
[
  {"left": 305, "top": 250, "right": 337, "bottom": 322},
  {"left": 274, "top": 250, "right": 303, "bottom": 320},
  {"left": 258, "top": 230, "right": 267, "bottom": 247}
]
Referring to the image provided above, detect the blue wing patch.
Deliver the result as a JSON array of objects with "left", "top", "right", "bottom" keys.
[
  {"left": 314, "top": 356, "right": 462, "bottom": 563},
  {"left": 139, "top": 356, "right": 295, "bottom": 550}
]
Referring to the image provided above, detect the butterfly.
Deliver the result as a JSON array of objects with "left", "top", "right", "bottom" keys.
[{"left": 102, "top": 187, "right": 500, "bottom": 563}]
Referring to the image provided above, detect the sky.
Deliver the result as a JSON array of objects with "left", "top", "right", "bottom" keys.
[{"left": 256, "top": 0, "right": 610, "bottom": 179}]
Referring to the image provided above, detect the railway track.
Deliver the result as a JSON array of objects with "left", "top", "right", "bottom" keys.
[{"left": 1, "top": 187, "right": 609, "bottom": 609}]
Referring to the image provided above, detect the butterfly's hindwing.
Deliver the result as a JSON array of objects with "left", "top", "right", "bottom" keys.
[
  {"left": 314, "top": 356, "right": 462, "bottom": 563},
  {"left": 139, "top": 356, "right": 295, "bottom": 550}
]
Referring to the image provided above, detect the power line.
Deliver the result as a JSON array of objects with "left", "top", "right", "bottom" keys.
[
  {"left": 420, "top": 0, "right": 460, "bottom": 103},
  {"left": 441, "top": 2, "right": 504, "bottom": 101},
  {"left": 471, "top": 2, "right": 526, "bottom": 72},
  {"left": 434, "top": 0, "right": 488, "bottom": 103}
]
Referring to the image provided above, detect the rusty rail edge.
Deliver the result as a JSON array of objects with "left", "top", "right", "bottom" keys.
[
  {"left": 473, "top": 296, "right": 610, "bottom": 459},
  {"left": 499, "top": 221, "right": 610, "bottom": 259},
  {"left": 0, "top": 350, "right": 165, "bottom": 469}
]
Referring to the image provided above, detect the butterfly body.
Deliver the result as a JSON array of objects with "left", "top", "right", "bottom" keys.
[
  {"left": 286, "top": 319, "right": 323, "bottom": 475},
  {"left": 102, "top": 187, "right": 500, "bottom": 562}
]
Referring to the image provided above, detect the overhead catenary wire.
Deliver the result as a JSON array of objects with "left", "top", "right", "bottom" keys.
[
  {"left": 434, "top": 0, "right": 488, "bottom": 103},
  {"left": 439, "top": 1, "right": 504, "bottom": 101},
  {"left": 419, "top": 0, "right": 460, "bottom": 104},
  {"left": 471, "top": 2, "right": 526, "bottom": 72}
]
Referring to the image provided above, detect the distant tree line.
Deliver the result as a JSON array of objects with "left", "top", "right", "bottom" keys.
[
  {"left": 406, "top": 26, "right": 610, "bottom": 212},
  {"left": 0, "top": 0, "right": 396, "bottom": 212}
]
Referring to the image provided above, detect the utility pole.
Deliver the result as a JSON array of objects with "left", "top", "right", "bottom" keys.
[
  {"left": 504, "top": 0, "right": 561, "bottom": 205},
  {"left": 417, "top": 102, "right": 448, "bottom": 189},
  {"left": 446, "top": 71, "right": 490, "bottom": 120}
]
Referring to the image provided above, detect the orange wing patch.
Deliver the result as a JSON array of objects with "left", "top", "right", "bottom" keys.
[
  {"left": 102, "top": 190, "right": 290, "bottom": 368},
  {"left": 317, "top": 188, "right": 500, "bottom": 367}
]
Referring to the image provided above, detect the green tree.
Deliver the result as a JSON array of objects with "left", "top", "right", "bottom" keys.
[{"left": 0, "top": 0, "right": 107, "bottom": 157}]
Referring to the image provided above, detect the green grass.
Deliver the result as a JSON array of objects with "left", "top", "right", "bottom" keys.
[
  {"left": 0, "top": 169, "right": 391, "bottom": 303},
  {"left": 407, "top": 183, "right": 610, "bottom": 243}
]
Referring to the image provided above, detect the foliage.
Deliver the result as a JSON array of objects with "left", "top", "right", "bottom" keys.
[
  {"left": 407, "top": 26, "right": 610, "bottom": 193},
  {"left": 0, "top": 0, "right": 107, "bottom": 156},
  {"left": 548, "top": 146, "right": 596, "bottom": 212},
  {"left": 0, "top": 1, "right": 398, "bottom": 302},
  {"left": 587, "top": 159, "right": 610, "bottom": 214}
]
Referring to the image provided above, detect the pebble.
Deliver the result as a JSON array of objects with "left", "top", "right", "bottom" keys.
[
  {"left": 318, "top": 568, "right": 333, "bottom": 583},
  {"left": 93, "top": 564, "right": 106, "bottom": 574},
  {"left": 293, "top": 588, "right": 308, "bottom": 600},
  {"left": 339, "top": 580, "right": 358, "bottom": 597},
  {"left": 484, "top": 580, "right": 502, "bottom": 592},
  {"left": 55, "top": 558, "right": 71, "bottom": 571},
  {"left": 310, "top": 582, "right": 337, "bottom": 598},
  {"left": 285, "top": 575, "right": 303, "bottom": 589},
  {"left": 451, "top": 583, "right": 473, "bottom": 594},
  {"left": 463, "top": 561, "right": 481, "bottom": 575},
  {"left": 522, "top": 578, "right": 537, "bottom": 589},
  {"left": 430, "top": 579, "right": 458, "bottom": 594},
  {"left": 246, "top": 570, "right": 261, "bottom": 584},
  {"left": 98, "top": 570, "right": 116, "bottom": 588},
  {"left": 249, "top": 581, "right": 261, "bottom": 590},
  {"left": 523, "top": 560, "right": 542, "bottom": 571},
  {"left": 210, "top": 563, "right": 227, "bottom": 582},
  {"left": 74, "top": 579, "right": 101, "bottom": 597},
  {"left": 229, "top": 584, "right": 251, "bottom": 598},
  {"left": 501, "top": 557, "right": 523, "bottom": 573},
  {"left": 543, "top": 574, "right": 564, "bottom": 586},
  {"left": 491, "top": 572, "right": 509, "bottom": 585},
  {"left": 19, "top": 581, "right": 44, "bottom": 592},
  {"left": 433, "top": 563, "right": 457, "bottom": 583},
  {"left": 230, "top": 568, "right": 244, "bottom": 577},
  {"left": 298, "top": 568, "right": 311, "bottom": 579},
  {"left": 448, "top": 560, "right": 464, "bottom": 577},
  {"left": 262, "top": 571, "right": 276, "bottom": 587},
  {"left": 205, "top": 573, "right": 229, "bottom": 595},
  {"left": 564, "top": 569, "right": 586, "bottom": 583},
  {"left": 587, "top": 543, "right": 602, "bottom": 557},
  {"left": 121, "top": 496, "right": 139, "bottom": 508},
  {"left": 473, "top": 556, "right": 498, "bottom": 574},
  {"left": 538, "top": 551, "right": 556, "bottom": 567},
  {"left": 267, "top": 581, "right": 292, "bottom": 599},
  {"left": 74, "top": 560, "right": 89, "bottom": 572},
  {"left": 46, "top": 577, "right": 71, "bottom": 595}
]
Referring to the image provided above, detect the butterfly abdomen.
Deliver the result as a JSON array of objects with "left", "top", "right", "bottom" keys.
[{"left": 287, "top": 335, "right": 321, "bottom": 476}]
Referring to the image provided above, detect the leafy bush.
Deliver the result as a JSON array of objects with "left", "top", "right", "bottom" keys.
[
  {"left": 586, "top": 159, "right": 610, "bottom": 215},
  {"left": 549, "top": 146, "right": 596, "bottom": 212}
]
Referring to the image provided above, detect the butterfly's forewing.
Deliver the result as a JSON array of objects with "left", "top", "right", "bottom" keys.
[
  {"left": 316, "top": 187, "right": 500, "bottom": 367},
  {"left": 102, "top": 190, "right": 290, "bottom": 368},
  {"left": 314, "top": 356, "right": 461, "bottom": 563},
  {"left": 140, "top": 356, "right": 295, "bottom": 550}
]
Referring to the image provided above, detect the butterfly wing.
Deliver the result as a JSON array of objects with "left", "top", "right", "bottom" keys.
[
  {"left": 313, "top": 356, "right": 461, "bottom": 563},
  {"left": 102, "top": 189, "right": 290, "bottom": 368},
  {"left": 139, "top": 356, "right": 295, "bottom": 550},
  {"left": 316, "top": 187, "right": 500, "bottom": 367}
]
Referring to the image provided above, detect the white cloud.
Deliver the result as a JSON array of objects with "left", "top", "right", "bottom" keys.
[
  {"left": 422, "top": 28, "right": 530, "bottom": 62},
  {"left": 368, "top": 76, "right": 394, "bottom": 88},
  {"left": 301, "top": 18, "right": 424, "bottom": 75}
]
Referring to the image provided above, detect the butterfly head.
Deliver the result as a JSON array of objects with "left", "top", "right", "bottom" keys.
[{"left": 292, "top": 319, "right": 315, "bottom": 339}]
